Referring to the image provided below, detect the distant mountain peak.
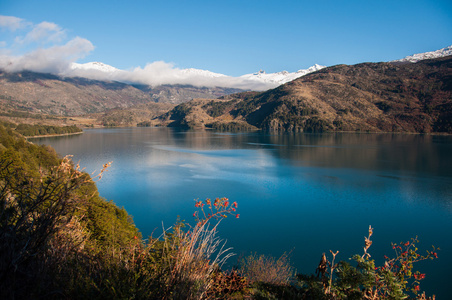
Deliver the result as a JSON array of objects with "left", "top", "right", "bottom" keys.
[
  {"left": 66, "top": 61, "right": 325, "bottom": 89},
  {"left": 180, "top": 68, "right": 227, "bottom": 78},
  {"left": 241, "top": 64, "right": 326, "bottom": 85},
  {"left": 71, "top": 61, "right": 120, "bottom": 73},
  {"left": 393, "top": 45, "right": 452, "bottom": 63}
]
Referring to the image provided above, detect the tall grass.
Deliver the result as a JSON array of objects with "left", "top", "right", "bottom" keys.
[{"left": 160, "top": 219, "right": 234, "bottom": 299}]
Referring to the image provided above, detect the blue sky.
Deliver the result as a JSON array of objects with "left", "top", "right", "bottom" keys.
[{"left": 1, "top": 0, "right": 451, "bottom": 77}]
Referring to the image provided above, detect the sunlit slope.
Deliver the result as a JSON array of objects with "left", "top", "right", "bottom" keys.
[{"left": 156, "top": 56, "right": 452, "bottom": 133}]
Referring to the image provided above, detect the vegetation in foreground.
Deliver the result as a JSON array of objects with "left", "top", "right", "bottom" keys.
[{"left": 0, "top": 124, "right": 439, "bottom": 299}]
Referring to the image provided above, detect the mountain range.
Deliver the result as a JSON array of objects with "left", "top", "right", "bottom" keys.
[
  {"left": 392, "top": 45, "right": 452, "bottom": 63},
  {"left": 1, "top": 45, "right": 451, "bottom": 132},
  {"left": 67, "top": 45, "right": 452, "bottom": 86},
  {"left": 155, "top": 55, "right": 452, "bottom": 133},
  {"left": 68, "top": 61, "right": 326, "bottom": 89}
]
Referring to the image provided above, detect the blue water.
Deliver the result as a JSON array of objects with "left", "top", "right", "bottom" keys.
[{"left": 34, "top": 127, "right": 452, "bottom": 298}]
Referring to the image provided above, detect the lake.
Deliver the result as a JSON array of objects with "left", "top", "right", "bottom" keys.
[{"left": 34, "top": 127, "right": 452, "bottom": 298}]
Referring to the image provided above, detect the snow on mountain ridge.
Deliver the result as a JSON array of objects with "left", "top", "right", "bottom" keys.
[
  {"left": 66, "top": 43, "right": 452, "bottom": 89},
  {"left": 240, "top": 64, "right": 325, "bottom": 85},
  {"left": 180, "top": 68, "right": 227, "bottom": 78},
  {"left": 393, "top": 45, "right": 452, "bottom": 63},
  {"left": 71, "top": 61, "right": 120, "bottom": 73},
  {"left": 69, "top": 61, "right": 325, "bottom": 88}
]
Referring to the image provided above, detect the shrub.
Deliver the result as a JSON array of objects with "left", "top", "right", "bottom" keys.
[
  {"left": 299, "top": 226, "right": 439, "bottom": 300},
  {"left": 0, "top": 154, "right": 104, "bottom": 298}
]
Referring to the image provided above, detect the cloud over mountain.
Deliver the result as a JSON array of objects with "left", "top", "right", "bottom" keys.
[
  {"left": 0, "top": 15, "right": 321, "bottom": 91},
  {"left": 66, "top": 61, "right": 279, "bottom": 90}
]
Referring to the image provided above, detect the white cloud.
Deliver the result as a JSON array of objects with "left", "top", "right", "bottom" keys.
[
  {"left": 0, "top": 16, "right": 94, "bottom": 74},
  {"left": 15, "top": 21, "right": 66, "bottom": 45},
  {"left": 0, "top": 37, "right": 94, "bottom": 73},
  {"left": 0, "top": 15, "right": 277, "bottom": 91},
  {"left": 65, "top": 61, "right": 277, "bottom": 91},
  {"left": 0, "top": 15, "right": 29, "bottom": 31}
]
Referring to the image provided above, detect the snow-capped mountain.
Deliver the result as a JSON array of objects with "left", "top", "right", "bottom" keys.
[
  {"left": 71, "top": 61, "right": 120, "bottom": 73},
  {"left": 68, "top": 61, "right": 325, "bottom": 89},
  {"left": 240, "top": 64, "right": 325, "bottom": 85},
  {"left": 180, "top": 68, "right": 227, "bottom": 78},
  {"left": 393, "top": 45, "right": 452, "bottom": 63},
  {"left": 71, "top": 63, "right": 226, "bottom": 78},
  {"left": 66, "top": 44, "right": 452, "bottom": 90}
]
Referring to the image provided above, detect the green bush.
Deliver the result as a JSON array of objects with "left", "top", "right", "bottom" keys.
[{"left": 15, "top": 124, "right": 82, "bottom": 136}]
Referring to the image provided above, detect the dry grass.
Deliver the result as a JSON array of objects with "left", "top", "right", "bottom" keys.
[
  {"left": 239, "top": 252, "right": 295, "bottom": 286},
  {"left": 160, "top": 219, "right": 234, "bottom": 299}
]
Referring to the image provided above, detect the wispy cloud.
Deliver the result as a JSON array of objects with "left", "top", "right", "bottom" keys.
[
  {"left": 0, "top": 15, "right": 94, "bottom": 74},
  {"left": 1, "top": 37, "right": 94, "bottom": 74},
  {"left": 15, "top": 21, "right": 66, "bottom": 45},
  {"left": 0, "top": 15, "right": 29, "bottom": 31}
]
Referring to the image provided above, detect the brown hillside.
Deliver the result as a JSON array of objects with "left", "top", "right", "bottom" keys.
[
  {"left": 0, "top": 71, "right": 153, "bottom": 116},
  {"left": 0, "top": 71, "right": 244, "bottom": 117},
  {"left": 155, "top": 56, "right": 452, "bottom": 133}
]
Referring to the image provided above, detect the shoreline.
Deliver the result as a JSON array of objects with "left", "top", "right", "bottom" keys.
[{"left": 25, "top": 131, "right": 84, "bottom": 139}]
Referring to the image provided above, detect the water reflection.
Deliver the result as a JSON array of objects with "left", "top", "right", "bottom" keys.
[{"left": 41, "top": 128, "right": 451, "bottom": 176}]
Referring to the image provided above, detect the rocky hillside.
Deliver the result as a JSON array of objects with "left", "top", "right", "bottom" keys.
[
  {"left": 134, "top": 84, "right": 243, "bottom": 104},
  {"left": 155, "top": 56, "right": 452, "bottom": 133},
  {"left": 94, "top": 102, "right": 175, "bottom": 127},
  {"left": 0, "top": 70, "right": 243, "bottom": 117}
]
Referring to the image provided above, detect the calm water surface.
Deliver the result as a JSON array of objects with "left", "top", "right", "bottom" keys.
[{"left": 35, "top": 127, "right": 452, "bottom": 298}]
